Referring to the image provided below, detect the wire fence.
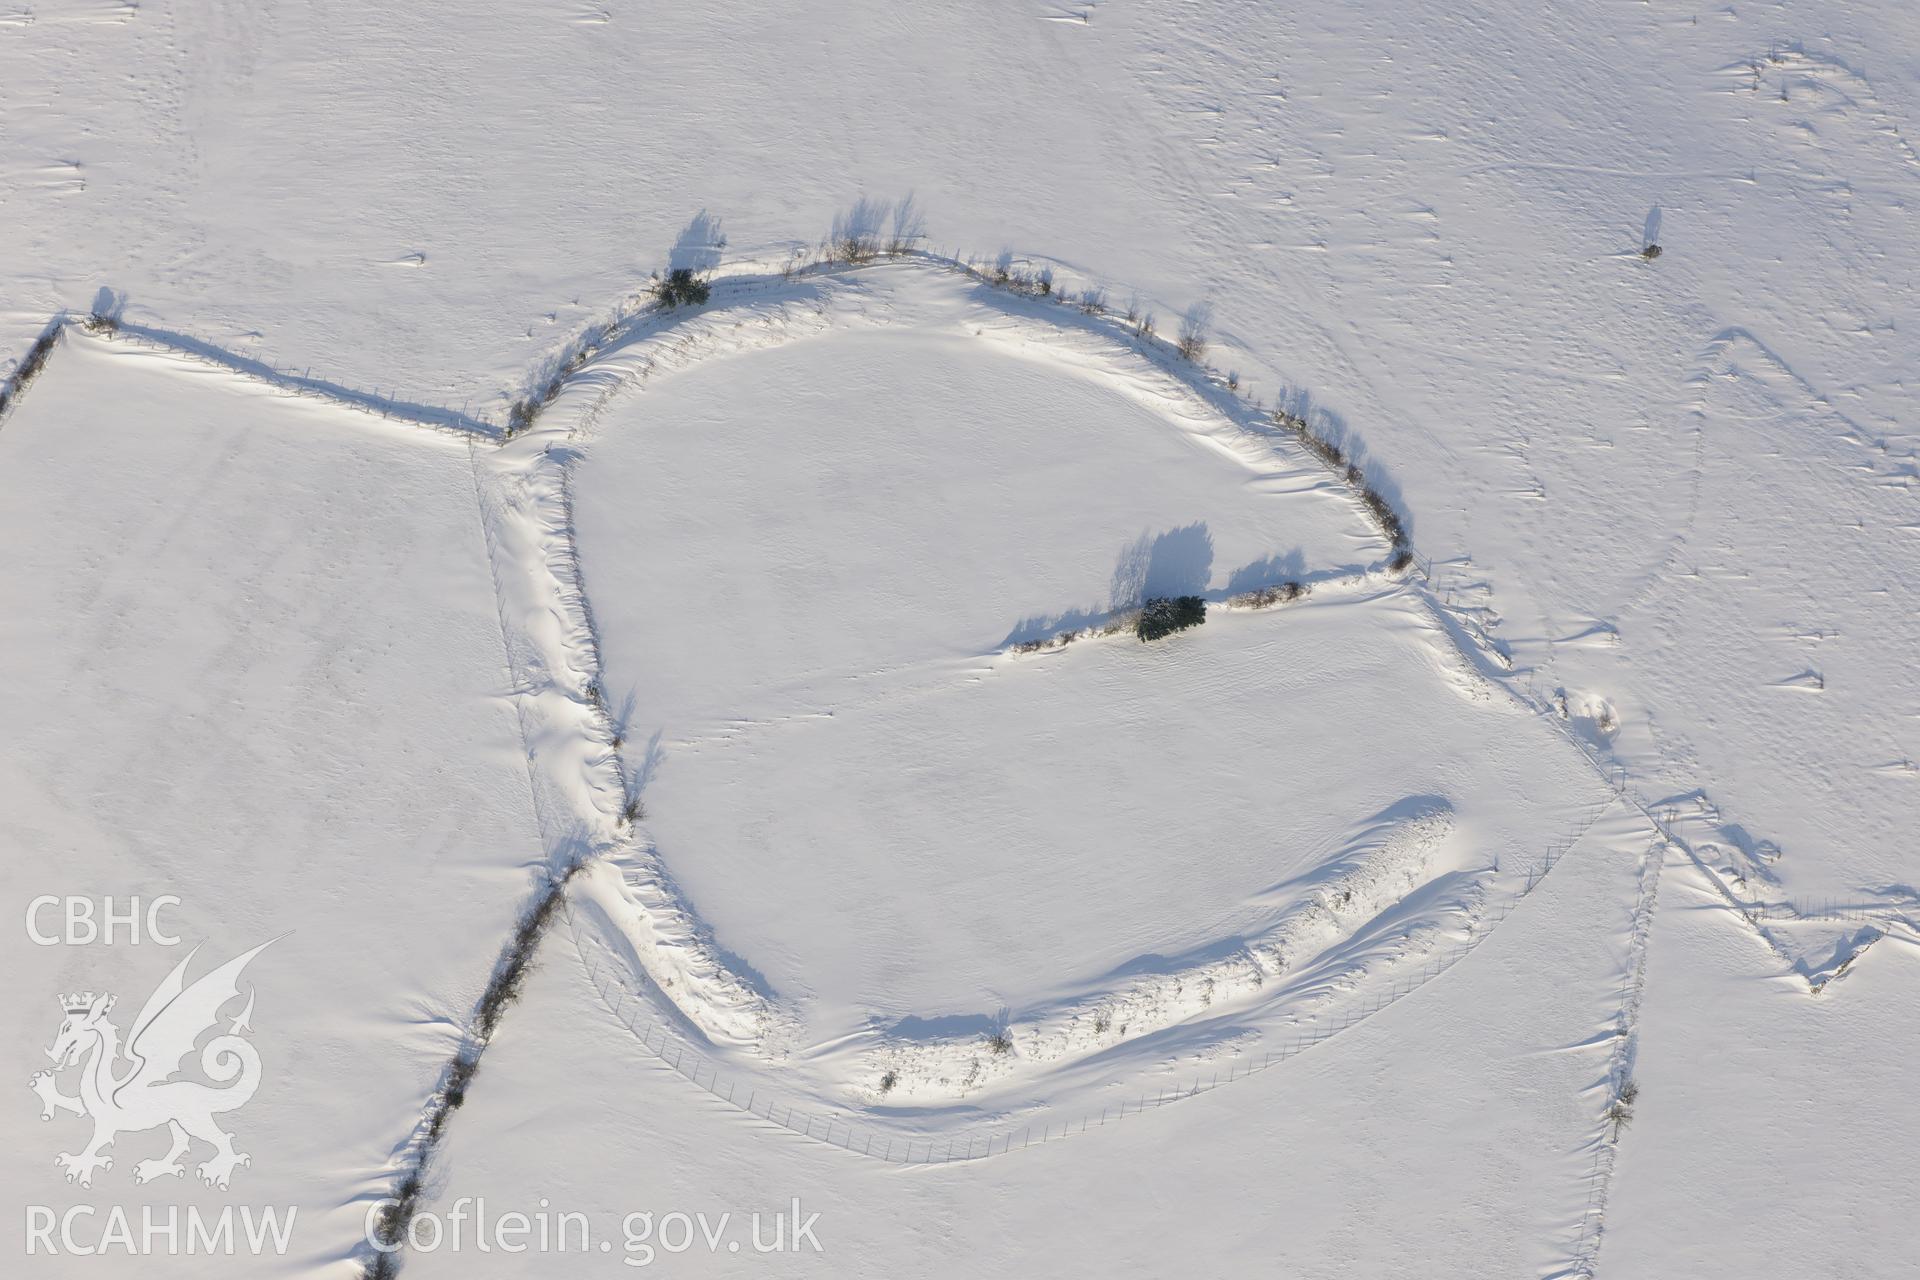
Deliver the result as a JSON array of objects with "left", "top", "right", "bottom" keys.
[
  {"left": 565, "top": 787, "right": 1619, "bottom": 1168},
  {"left": 10, "top": 272, "right": 1677, "bottom": 1271},
  {"left": 1412, "top": 562, "right": 1911, "bottom": 946},
  {"left": 1410, "top": 556, "right": 1920, "bottom": 1274},
  {"left": 1563, "top": 835, "right": 1667, "bottom": 1277},
  {"left": 4, "top": 254, "right": 1799, "bottom": 1280},
  {"left": 29, "top": 255, "right": 1852, "bottom": 1268}
]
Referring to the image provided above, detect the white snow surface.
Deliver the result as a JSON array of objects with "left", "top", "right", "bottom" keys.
[
  {"left": 3, "top": 1, "right": 1918, "bottom": 1276},
  {"left": 417, "top": 801, "right": 1654, "bottom": 1280},
  {"left": 0, "top": 333, "right": 544, "bottom": 1272}
]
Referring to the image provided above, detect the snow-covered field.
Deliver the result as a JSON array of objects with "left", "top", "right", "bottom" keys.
[
  {"left": 0, "top": 332, "right": 544, "bottom": 1272},
  {"left": 3, "top": 1, "right": 1916, "bottom": 1276}
]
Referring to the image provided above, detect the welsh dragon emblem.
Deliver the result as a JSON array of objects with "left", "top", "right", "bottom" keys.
[{"left": 30, "top": 939, "right": 276, "bottom": 1189}]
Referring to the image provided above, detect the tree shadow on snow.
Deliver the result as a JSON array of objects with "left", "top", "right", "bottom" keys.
[
  {"left": 1001, "top": 531, "right": 1338, "bottom": 647},
  {"left": 1000, "top": 523, "right": 1214, "bottom": 646},
  {"left": 1110, "top": 522, "right": 1214, "bottom": 609},
  {"left": 668, "top": 210, "right": 727, "bottom": 274},
  {"left": 1225, "top": 549, "right": 1306, "bottom": 595}
]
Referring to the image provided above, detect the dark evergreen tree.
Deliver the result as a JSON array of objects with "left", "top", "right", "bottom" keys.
[
  {"left": 656, "top": 268, "right": 712, "bottom": 307},
  {"left": 1136, "top": 595, "right": 1207, "bottom": 642}
]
